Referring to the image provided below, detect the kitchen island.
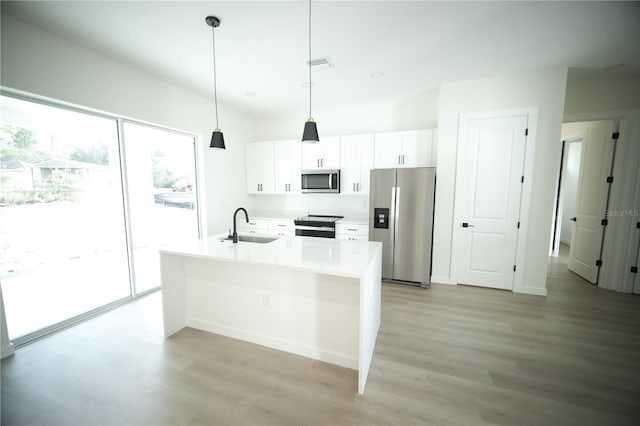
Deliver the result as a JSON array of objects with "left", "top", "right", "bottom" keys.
[{"left": 160, "top": 235, "right": 382, "bottom": 394}]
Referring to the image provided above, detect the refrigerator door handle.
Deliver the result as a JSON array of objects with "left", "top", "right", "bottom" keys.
[
  {"left": 390, "top": 185, "right": 397, "bottom": 248},
  {"left": 395, "top": 185, "right": 401, "bottom": 233}
]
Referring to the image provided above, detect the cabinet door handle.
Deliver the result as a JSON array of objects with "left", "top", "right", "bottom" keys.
[
  {"left": 398, "top": 155, "right": 401, "bottom": 165},
  {"left": 348, "top": 228, "right": 357, "bottom": 231},
  {"left": 357, "top": 183, "right": 360, "bottom": 192},
  {"left": 353, "top": 183, "right": 355, "bottom": 192}
]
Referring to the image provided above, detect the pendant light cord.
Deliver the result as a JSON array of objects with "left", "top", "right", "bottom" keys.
[
  {"left": 308, "top": 0, "right": 312, "bottom": 119},
  {"left": 211, "top": 26, "right": 219, "bottom": 129}
]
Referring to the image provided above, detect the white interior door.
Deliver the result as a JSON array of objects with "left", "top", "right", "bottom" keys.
[
  {"left": 457, "top": 115, "right": 527, "bottom": 290},
  {"left": 568, "top": 121, "right": 615, "bottom": 283}
]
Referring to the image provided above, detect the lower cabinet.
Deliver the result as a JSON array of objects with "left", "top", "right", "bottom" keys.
[
  {"left": 267, "top": 220, "right": 295, "bottom": 237},
  {"left": 336, "top": 223, "right": 369, "bottom": 241},
  {"left": 237, "top": 219, "right": 270, "bottom": 235}
]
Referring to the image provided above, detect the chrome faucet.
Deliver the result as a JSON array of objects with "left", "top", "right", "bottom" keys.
[{"left": 232, "top": 207, "right": 249, "bottom": 243}]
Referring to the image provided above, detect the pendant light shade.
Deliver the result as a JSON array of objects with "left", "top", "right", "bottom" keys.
[
  {"left": 302, "top": 119, "right": 319, "bottom": 142},
  {"left": 206, "top": 15, "right": 225, "bottom": 149},
  {"left": 301, "top": 0, "right": 320, "bottom": 143},
  {"left": 210, "top": 129, "right": 225, "bottom": 149}
]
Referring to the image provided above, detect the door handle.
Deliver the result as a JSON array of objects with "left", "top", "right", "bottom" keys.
[
  {"left": 570, "top": 217, "right": 577, "bottom": 222},
  {"left": 461, "top": 222, "right": 475, "bottom": 228}
]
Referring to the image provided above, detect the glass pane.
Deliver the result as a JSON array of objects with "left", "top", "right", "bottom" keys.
[
  {"left": 123, "top": 122, "right": 198, "bottom": 294},
  {"left": 0, "top": 96, "right": 131, "bottom": 340}
]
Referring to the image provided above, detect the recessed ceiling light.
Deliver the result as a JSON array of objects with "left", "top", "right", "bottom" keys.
[
  {"left": 301, "top": 82, "right": 314, "bottom": 88},
  {"left": 370, "top": 71, "right": 385, "bottom": 79},
  {"left": 244, "top": 92, "right": 256, "bottom": 98}
]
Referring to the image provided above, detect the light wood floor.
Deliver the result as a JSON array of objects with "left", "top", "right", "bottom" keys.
[{"left": 2, "top": 248, "right": 639, "bottom": 425}]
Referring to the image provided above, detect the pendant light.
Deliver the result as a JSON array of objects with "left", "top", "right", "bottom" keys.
[
  {"left": 302, "top": 0, "right": 320, "bottom": 143},
  {"left": 206, "top": 16, "right": 225, "bottom": 149}
]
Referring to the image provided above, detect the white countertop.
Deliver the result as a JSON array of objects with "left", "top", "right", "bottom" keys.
[{"left": 160, "top": 235, "right": 382, "bottom": 279}]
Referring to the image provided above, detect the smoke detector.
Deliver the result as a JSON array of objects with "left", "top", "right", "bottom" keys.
[{"left": 307, "top": 56, "right": 334, "bottom": 69}]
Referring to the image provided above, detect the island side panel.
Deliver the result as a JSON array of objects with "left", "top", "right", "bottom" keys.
[
  {"left": 183, "top": 256, "right": 360, "bottom": 371},
  {"left": 160, "top": 252, "right": 187, "bottom": 338},
  {"left": 358, "top": 245, "right": 383, "bottom": 394}
]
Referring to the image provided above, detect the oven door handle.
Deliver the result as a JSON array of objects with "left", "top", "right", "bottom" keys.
[{"left": 294, "top": 225, "right": 335, "bottom": 232}]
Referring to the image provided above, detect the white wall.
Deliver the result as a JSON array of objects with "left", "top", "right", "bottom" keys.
[
  {"left": 0, "top": 13, "right": 252, "bottom": 235},
  {"left": 565, "top": 73, "right": 640, "bottom": 115},
  {"left": 433, "top": 69, "right": 568, "bottom": 295},
  {"left": 252, "top": 87, "right": 439, "bottom": 141}
]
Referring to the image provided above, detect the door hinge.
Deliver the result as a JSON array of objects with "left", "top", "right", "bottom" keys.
[
  {"left": 601, "top": 219, "right": 608, "bottom": 226},
  {"left": 517, "top": 221, "right": 520, "bottom": 229},
  {"left": 612, "top": 131, "right": 620, "bottom": 140},
  {"left": 524, "top": 128, "right": 529, "bottom": 136},
  {"left": 521, "top": 176, "right": 524, "bottom": 183},
  {"left": 513, "top": 265, "right": 517, "bottom": 272},
  {"left": 606, "top": 176, "right": 614, "bottom": 183},
  {"left": 596, "top": 260, "right": 603, "bottom": 267},
  {"left": 631, "top": 266, "right": 638, "bottom": 274}
]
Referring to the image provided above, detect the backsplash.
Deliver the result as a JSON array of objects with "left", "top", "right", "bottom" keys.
[{"left": 247, "top": 194, "right": 369, "bottom": 219}]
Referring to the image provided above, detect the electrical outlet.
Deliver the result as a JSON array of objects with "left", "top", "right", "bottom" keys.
[{"left": 262, "top": 293, "right": 270, "bottom": 308}]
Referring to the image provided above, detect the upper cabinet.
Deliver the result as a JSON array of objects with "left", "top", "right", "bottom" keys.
[
  {"left": 246, "top": 141, "right": 275, "bottom": 194},
  {"left": 247, "top": 129, "right": 436, "bottom": 196},
  {"left": 374, "top": 129, "right": 436, "bottom": 169},
  {"left": 274, "top": 139, "right": 302, "bottom": 194},
  {"left": 301, "top": 136, "right": 340, "bottom": 170},
  {"left": 340, "top": 134, "right": 374, "bottom": 194}
]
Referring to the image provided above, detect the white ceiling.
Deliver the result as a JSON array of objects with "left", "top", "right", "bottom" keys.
[{"left": 3, "top": 1, "right": 640, "bottom": 119}]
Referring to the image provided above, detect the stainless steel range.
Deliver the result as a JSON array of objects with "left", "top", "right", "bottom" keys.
[{"left": 294, "top": 214, "right": 344, "bottom": 238}]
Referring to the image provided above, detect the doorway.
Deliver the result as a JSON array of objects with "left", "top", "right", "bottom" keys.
[{"left": 551, "top": 120, "right": 616, "bottom": 285}]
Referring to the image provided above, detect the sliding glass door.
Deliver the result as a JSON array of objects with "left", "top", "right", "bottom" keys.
[
  {"left": 0, "top": 96, "right": 130, "bottom": 340},
  {"left": 123, "top": 122, "right": 199, "bottom": 294},
  {"left": 0, "top": 94, "right": 201, "bottom": 344}
]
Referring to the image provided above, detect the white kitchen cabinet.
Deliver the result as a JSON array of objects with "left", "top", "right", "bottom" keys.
[
  {"left": 374, "top": 129, "right": 436, "bottom": 169},
  {"left": 237, "top": 219, "right": 270, "bottom": 234},
  {"left": 274, "top": 139, "right": 302, "bottom": 194},
  {"left": 301, "top": 136, "right": 340, "bottom": 170},
  {"left": 340, "top": 134, "right": 374, "bottom": 194},
  {"left": 246, "top": 142, "right": 275, "bottom": 194},
  {"left": 267, "top": 219, "right": 295, "bottom": 237},
  {"left": 336, "top": 222, "right": 369, "bottom": 241}
]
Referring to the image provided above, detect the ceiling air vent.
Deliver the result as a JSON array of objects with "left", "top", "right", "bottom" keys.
[{"left": 307, "top": 56, "right": 334, "bottom": 69}]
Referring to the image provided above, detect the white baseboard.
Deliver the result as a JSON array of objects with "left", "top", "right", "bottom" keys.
[
  {"left": 431, "top": 275, "right": 457, "bottom": 285},
  {"left": 513, "top": 285, "right": 548, "bottom": 296},
  {"left": 187, "top": 318, "right": 358, "bottom": 370}
]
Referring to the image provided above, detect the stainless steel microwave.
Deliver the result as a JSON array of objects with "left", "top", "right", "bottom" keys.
[{"left": 301, "top": 170, "right": 340, "bottom": 193}]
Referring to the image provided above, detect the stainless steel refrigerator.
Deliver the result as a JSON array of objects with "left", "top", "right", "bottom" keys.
[{"left": 369, "top": 167, "right": 435, "bottom": 288}]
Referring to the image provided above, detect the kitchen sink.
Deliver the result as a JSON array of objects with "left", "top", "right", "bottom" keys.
[{"left": 220, "top": 235, "right": 278, "bottom": 244}]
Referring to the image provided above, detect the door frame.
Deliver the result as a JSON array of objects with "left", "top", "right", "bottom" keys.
[
  {"left": 563, "top": 109, "right": 640, "bottom": 293},
  {"left": 451, "top": 108, "right": 538, "bottom": 293}
]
